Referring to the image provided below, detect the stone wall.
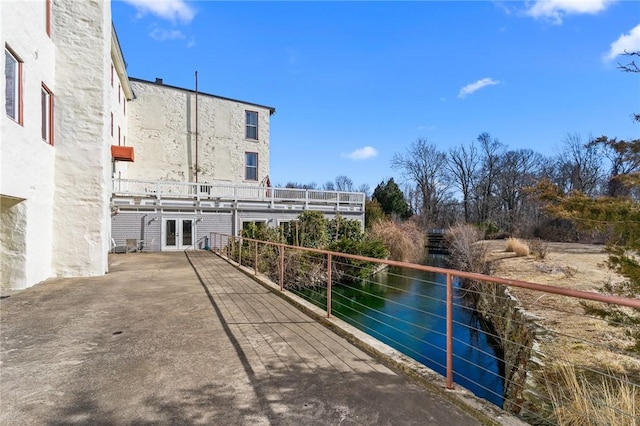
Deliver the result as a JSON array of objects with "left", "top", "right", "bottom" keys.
[
  {"left": 1, "top": 0, "right": 57, "bottom": 288},
  {"left": 474, "top": 282, "right": 542, "bottom": 416},
  {"left": 52, "top": 0, "right": 112, "bottom": 277},
  {"left": 127, "top": 79, "right": 272, "bottom": 185}
]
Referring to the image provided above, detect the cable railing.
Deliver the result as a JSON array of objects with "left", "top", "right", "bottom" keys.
[{"left": 208, "top": 232, "right": 640, "bottom": 425}]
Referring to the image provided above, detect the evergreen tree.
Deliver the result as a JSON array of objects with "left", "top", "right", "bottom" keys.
[{"left": 372, "top": 178, "right": 411, "bottom": 219}]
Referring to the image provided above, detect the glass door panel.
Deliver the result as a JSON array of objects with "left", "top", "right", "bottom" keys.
[
  {"left": 165, "top": 219, "right": 177, "bottom": 247},
  {"left": 182, "top": 220, "right": 193, "bottom": 247}
]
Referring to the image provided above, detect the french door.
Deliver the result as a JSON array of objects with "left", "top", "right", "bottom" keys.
[{"left": 162, "top": 218, "right": 194, "bottom": 250}]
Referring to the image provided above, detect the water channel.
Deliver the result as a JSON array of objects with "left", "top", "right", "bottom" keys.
[{"left": 294, "top": 256, "right": 505, "bottom": 407}]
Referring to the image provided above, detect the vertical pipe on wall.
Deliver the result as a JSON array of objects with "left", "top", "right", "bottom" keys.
[{"left": 195, "top": 70, "right": 199, "bottom": 184}]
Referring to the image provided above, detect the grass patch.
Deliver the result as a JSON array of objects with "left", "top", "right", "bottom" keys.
[
  {"left": 369, "top": 220, "right": 425, "bottom": 263},
  {"left": 505, "top": 238, "right": 530, "bottom": 257},
  {"left": 544, "top": 364, "right": 638, "bottom": 425}
]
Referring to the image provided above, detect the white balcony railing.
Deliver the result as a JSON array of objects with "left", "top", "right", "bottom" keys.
[{"left": 111, "top": 178, "right": 366, "bottom": 209}]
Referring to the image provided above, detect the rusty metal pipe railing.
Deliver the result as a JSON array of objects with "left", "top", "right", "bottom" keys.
[
  {"left": 210, "top": 232, "right": 640, "bottom": 310},
  {"left": 446, "top": 273, "right": 453, "bottom": 390},
  {"left": 209, "top": 231, "right": 640, "bottom": 399}
]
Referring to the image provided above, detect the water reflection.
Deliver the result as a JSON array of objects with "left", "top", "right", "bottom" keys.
[{"left": 295, "top": 256, "right": 505, "bottom": 407}]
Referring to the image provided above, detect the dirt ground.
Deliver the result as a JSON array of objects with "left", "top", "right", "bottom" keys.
[{"left": 484, "top": 240, "right": 640, "bottom": 383}]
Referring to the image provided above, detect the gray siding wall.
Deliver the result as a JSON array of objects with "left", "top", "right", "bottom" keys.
[
  {"left": 111, "top": 212, "right": 161, "bottom": 251},
  {"left": 111, "top": 211, "right": 232, "bottom": 252},
  {"left": 195, "top": 212, "right": 232, "bottom": 249}
]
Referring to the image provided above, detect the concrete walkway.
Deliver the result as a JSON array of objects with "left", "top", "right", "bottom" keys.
[{"left": 1, "top": 251, "right": 488, "bottom": 425}]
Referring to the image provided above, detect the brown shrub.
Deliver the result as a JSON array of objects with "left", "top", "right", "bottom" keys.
[
  {"left": 445, "top": 225, "right": 491, "bottom": 275},
  {"left": 369, "top": 219, "right": 425, "bottom": 263},
  {"left": 505, "top": 238, "right": 530, "bottom": 257}
]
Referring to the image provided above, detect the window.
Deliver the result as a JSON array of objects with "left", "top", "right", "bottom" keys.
[
  {"left": 118, "top": 126, "right": 121, "bottom": 146},
  {"left": 118, "top": 84, "right": 121, "bottom": 104},
  {"left": 5, "top": 48, "right": 23, "bottom": 124},
  {"left": 245, "top": 111, "right": 258, "bottom": 140},
  {"left": 41, "top": 84, "right": 53, "bottom": 145},
  {"left": 45, "top": 0, "right": 52, "bottom": 37},
  {"left": 245, "top": 152, "right": 258, "bottom": 181},
  {"left": 111, "top": 64, "right": 114, "bottom": 87},
  {"left": 110, "top": 112, "right": 113, "bottom": 136}
]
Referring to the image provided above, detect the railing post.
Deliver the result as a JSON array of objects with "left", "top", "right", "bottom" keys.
[
  {"left": 446, "top": 272, "right": 454, "bottom": 390},
  {"left": 270, "top": 186, "right": 274, "bottom": 209},
  {"left": 238, "top": 237, "right": 242, "bottom": 266},
  {"left": 305, "top": 190, "right": 309, "bottom": 210},
  {"left": 327, "top": 254, "right": 332, "bottom": 318},
  {"left": 279, "top": 245, "right": 284, "bottom": 291},
  {"left": 254, "top": 241, "right": 258, "bottom": 275}
]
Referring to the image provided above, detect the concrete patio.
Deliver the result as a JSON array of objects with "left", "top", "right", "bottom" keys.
[{"left": 1, "top": 251, "right": 509, "bottom": 425}]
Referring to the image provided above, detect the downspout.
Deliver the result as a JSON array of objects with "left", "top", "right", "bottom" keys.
[{"left": 195, "top": 70, "right": 199, "bottom": 183}]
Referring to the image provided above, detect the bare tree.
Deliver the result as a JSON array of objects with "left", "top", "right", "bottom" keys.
[
  {"left": 474, "top": 132, "right": 504, "bottom": 224},
  {"left": 357, "top": 183, "right": 371, "bottom": 198},
  {"left": 556, "top": 133, "right": 602, "bottom": 196},
  {"left": 334, "top": 175, "right": 354, "bottom": 192},
  {"left": 323, "top": 181, "right": 335, "bottom": 191},
  {"left": 494, "top": 149, "right": 544, "bottom": 233},
  {"left": 391, "top": 138, "right": 450, "bottom": 227},
  {"left": 447, "top": 141, "right": 480, "bottom": 222}
]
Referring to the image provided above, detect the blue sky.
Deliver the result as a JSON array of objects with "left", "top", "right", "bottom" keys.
[{"left": 112, "top": 0, "right": 640, "bottom": 192}]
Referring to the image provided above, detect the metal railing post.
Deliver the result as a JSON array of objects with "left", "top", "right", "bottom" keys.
[
  {"left": 238, "top": 237, "right": 242, "bottom": 266},
  {"left": 446, "top": 272, "right": 454, "bottom": 390},
  {"left": 279, "top": 245, "right": 284, "bottom": 291},
  {"left": 327, "top": 254, "right": 332, "bottom": 318},
  {"left": 254, "top": 241, "right": 258, "bottom": 275}
]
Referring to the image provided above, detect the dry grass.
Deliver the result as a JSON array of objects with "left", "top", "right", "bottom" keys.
[
  {"left": 529, "top": 238, "right": 550, "bottom": 260},
  {"left": 545, "top": 364, "right": 639, "bottom": 426},
  {"left": 505, "top": 238, "right": 530, "bottom": 257},
  {"left": 369, "top": 220, "right": 424, "bottom": 263},
  {"left": 445, "top": 224, "right": 491, "bottom": 275}
]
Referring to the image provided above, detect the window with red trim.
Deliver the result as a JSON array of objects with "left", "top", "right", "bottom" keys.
[
  {"left": 5, "top": 48, "right": 23, "bottom": 125},
  {"left": 41, "top": 83, "right": 54, "bottom": 145}
]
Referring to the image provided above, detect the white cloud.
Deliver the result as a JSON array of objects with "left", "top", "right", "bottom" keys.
[
  {"left": 525, "top": 0, "right": 616, "bottom": 24},
  {"left": 149, "top": 28, "right": 186, "bottom": 41},
  {"left": 458, "top": 78, "right": 500, "bottom": 99},
  {"left": 342, "top": 146, "right": 378, "bottom": 161},
  {"left": 123, "top": 0, "right": 196, "bottom": 23},
  {"left": 603, "top": 24, "right": 640, "bottom": 62}
]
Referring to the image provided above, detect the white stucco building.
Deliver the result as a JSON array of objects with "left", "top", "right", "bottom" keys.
[
  {"left": 2, "top": 0, "right": 119, "bottom": 289},
  {"left": 1, "top": 0, "right": 365, "bottom": 290}
]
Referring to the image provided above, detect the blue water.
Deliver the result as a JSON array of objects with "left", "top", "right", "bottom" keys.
[{"left": 295, "top": 261, "right": 505, "bottom": 407}]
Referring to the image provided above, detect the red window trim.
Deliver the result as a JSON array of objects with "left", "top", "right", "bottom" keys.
[
  {"left": 46, "top": 0, "right": 52, "bottom": 37},
  {"left": 245, "top": 152, "right": 258, "bottom": 181},
  {"left": 245, "top": 110, "right": 258, "bottom": 140},
  {"left": 41, "top": 82, "right": 54, "bottom": 146},
  {"left": 18, "top": 61, "right": 24, "bottom": 125}
]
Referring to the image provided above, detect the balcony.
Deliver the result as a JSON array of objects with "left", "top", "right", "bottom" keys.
[{"left": 111, "top": 178, "right": 366, "bottom": 213}]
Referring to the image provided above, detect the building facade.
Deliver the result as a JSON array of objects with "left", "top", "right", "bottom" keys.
[
  {"left": 2, "top": 0, "right": 119, "bottom": 289},
  {"left": 2, "top": 0, "right": 365, "bottom": 290}
]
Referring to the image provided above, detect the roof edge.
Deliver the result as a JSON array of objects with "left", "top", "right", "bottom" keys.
[{"left": 128, "top": 77, "right": 276, "bottom": 115}]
